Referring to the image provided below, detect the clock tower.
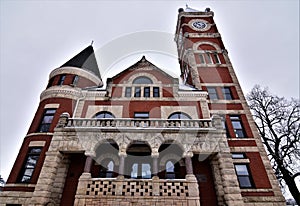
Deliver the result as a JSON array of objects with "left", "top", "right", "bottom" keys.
[{"left": 175, "top": 6, "right": 285, "bottom": 205}]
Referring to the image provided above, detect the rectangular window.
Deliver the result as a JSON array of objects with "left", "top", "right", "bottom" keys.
[
  {"left": 58, "top": 74, "right": 66, "bottom": 86},
  {"left": 230, "top": 116, "right": 245, "bottom": 138},
  {"left": 125, "top": 87, "right": 132, "bottom": 97},
  {"left": 206, "top": 52, "right": 212, "bottom": 64},
  {"left": 72, "top": 75, "right": 79, "bottom": 86},
  {"left": 232, "top": 153, "right": 246, "bottom": 159},
  {"left": 153, "top": 87, "right": 160, "bottom": 97},
  {"left": 134, "top": 87, "right": 141, "bottom": 97},
  {"left": 213, "top": 53, "right": 220, "bottom": 64},
  {"left": 38, "top": 109, "right": 56, "bottom": 132},
  {"left": 234, "top": 164, "right": 253, "bottom": 188},
  {"left": 134, "top": 112, "right": 149, "bottom": 119},
  {"left": 222, "top": 87, "right": 233, "bottom": 100},
  {"left": 207, "top": 87, "right": 218, "bottom": 100},
  {"left": 144, "top": 87, "right": 150, "bottom": 97},
  {"left": 199, "top": 53, "right": 205, "bottom": 64},
  {"left": 18, "top": 147, "right": 42, "bottom": 183}
]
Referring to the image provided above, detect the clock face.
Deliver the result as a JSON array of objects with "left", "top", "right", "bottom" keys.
[{"left": 192, "top": 21, "right": 207, "bottom": 29}]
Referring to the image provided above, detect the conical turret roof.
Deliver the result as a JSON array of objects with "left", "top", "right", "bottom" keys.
[{"left": 60, "top": 45, "right": 101, "bottom": 79}]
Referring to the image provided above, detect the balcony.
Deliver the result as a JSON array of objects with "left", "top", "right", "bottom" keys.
[
  {"left": 57, "top": 114, "right": 221, "bottom": 132},
  {"left": 75, "top": 174, "right": 200, "bottom": 206}
]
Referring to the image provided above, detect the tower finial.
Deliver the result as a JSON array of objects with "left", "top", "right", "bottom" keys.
[{"left": 91, "top": 40, "right": 94, "bottom": 46}]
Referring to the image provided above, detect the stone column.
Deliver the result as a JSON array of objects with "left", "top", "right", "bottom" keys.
[
  {"left": 118, "top": 153, "right": 126, "bottom": 176},
  {"left": 152, "top": 153, "right": 159, "bottom": 177},
  {"left": 185, "top": 156, "right": 194, "bottom": 175},
  {"left": 183, "top": 152, "right": 200, "bottom": 205},
  {"left": 84, "top": 156, "right": 93, "bottom": 173}
]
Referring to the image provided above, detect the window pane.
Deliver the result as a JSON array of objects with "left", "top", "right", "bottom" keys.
[
  {"left": 199, "top": 54, "right": 205, "bottom": 64},
  {"left": 72, "top": 75, "right": 79, "bottom": 86},
  {"left": 144, "top": 87, "right": 150, "bottom": 97},
  {"left": 134, "top": 87, "right": 141, "bottom": 97},
  {"left": 166, "top": 161, "right": 175, "bottom": 173},
  {"left": 235, "top": 130, "right": 245, "bottom": 138},
  {"left": 131, "top": 163, "right": 138, "bottom": 178},
  {"left": 238, "top": 176, "right": 252, "bottom": 188},
  {"left": 222, "top": 87, "right": 232, "bottom": 100},
  {"left": 134, "top": 112, "right": 149, "bottom": 118},
  {"left": 207, "top": 87, "right": 218, "bottom": 100},
  {"left": 235, "top": 165, "right": 249, "bottom": 175},
  {"left": 95, "top": 112, "right": 115, "bottom": 118},
  {"left": 133, "top": 76, "right": 153, "bottom": 84},
  {"left": 142, "top": 164, "right": 151, "bottom": 179},
  {"left": 213, "top": 53, "right": 220, "bottom": 64},
  {"left": 168, "top": 112, "right": 191, "bottom": 120},
  {"left": 58, "top": 74, "right": 66, "bottom": 85},
  {"left": 153, "top": 87, "right": 160, "bottom": 97},
  {"left": 206, "top": 53, "right": 212, "bottom": 64},
  {"left": 232, "top": 153, "right": 245, "bottom": 159},
  {"left": 125, "top": 87, "right": 132, "bottom": 97},
  {"left": 232, "top": 121, "right": 242, "bottom": 129}
]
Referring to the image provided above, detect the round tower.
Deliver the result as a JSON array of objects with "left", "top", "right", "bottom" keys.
[{"left": 4, "top": 45, "right": 102, "bottom": 188}]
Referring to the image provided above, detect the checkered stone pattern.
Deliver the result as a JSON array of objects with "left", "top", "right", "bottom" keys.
[
  {"left": 86, "top": 180, "right": 117, "bottom": 196},
  {"left": 159, "top": 181, "right": 189, "bottom": 197},
  {"left": 121, "top": 181, "right": 153, "bottom": 196}
]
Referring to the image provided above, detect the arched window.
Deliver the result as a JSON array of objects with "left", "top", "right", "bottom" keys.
[
  {"left": 94, "top": 111, "right": 115, "bottom": 118},
  {"left": 100, "top": 160, "right": 115, "bottom": 178},
  {"left": 168, "top": 112, "right": 191, "bottom": 120},
  {"left": 166, "top": 161, "right": 175, "bottom": 179},
  {"left": 133, "top": 76, "right": 153, "bottom": 84}
]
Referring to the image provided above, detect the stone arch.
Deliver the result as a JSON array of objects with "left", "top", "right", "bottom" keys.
[
  {"left": 159, "top": 153, "right": 182, "bottom": 167},
  {"left": 95, "top": 153, "right": 119, "bottom": 166},
  {"left": 126, "top": 72, "right": 161, "bottom": 85},
  {"left": 193, "top": 41, "right": 222, "bottom": 52}
]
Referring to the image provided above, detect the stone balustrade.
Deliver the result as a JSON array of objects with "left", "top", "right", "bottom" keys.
[
  {"left": 75, "top": 175, "right": 200, "bottom": 205},
  {"left": 61, "top": 117, "right": 214, "bottom": 131}
]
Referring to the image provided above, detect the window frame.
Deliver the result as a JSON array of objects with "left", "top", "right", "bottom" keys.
[
  {"left": 38, "top": 108, "right": 56, "bottom": 132},
  {"left": 234, "top": 164, "right": 254, "bottom": 188},
  {"left": 207, "top": 87, "right": 219, "bottom": 100},
  {"left": 205, "top": 52, "right": 213, "bottom": 64},
  {"left": 18, "top": 147, "right": 43, "bottom": 183},
  {"left": 133, "top": 76, "right": 153, "bottom": 84},
  {"left": 230, "top": 115, "right": 246, "bottom": 138},
  {"left": 134, "top": 87, "right": 141, "bottom": 97},
  {"left": 134, "top": 112, "right": 149, "bottom": 119},
  {"left": 72, "top": 75, "right": 79, "bottom": 86},
  {"left": 199, "top": 53, "right": 205, "bottom": 64},
  {"left": 213, "top": 52, "right": 221, "bottom": 64},
  {"left": 94, "top": 111, "right": 115, "bottom": 119},
  {"left": 222, "top": 87, "right": 233, "bottom": 100},
  {"left": 144, "top": 87, "right": 150, "bottom": 97},
  {"left": 58, "top": 74, "right": 66, "bottom": 86},
  {"left": 153, "top": 87, "right": 160, "bottom": 97},
  {"left": 125, "top": 87, "right": 132, "bottom": 97},
  {"left": 168, "top": 112, "right": 191, "bottom": 120}
]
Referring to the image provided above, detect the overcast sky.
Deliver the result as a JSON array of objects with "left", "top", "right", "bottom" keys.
[{"left": 0, "top": 0, "right": 299, "bottom": 183}]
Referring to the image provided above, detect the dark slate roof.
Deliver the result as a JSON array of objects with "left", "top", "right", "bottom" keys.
[{"left": 60, "top": 45, "right": 101, "bottom": 79}]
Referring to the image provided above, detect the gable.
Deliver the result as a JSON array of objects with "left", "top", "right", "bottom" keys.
[{"left": 109, "top": 56, "right": 178, "bottom": 85}]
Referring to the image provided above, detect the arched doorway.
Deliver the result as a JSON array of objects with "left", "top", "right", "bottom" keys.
[{"left": 125, "top": 141, "right": 152, "bottom": 179}]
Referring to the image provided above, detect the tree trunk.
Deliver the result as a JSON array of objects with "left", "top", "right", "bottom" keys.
[{"left": 280, "top": 166, "right": 300, "bottom": 204}]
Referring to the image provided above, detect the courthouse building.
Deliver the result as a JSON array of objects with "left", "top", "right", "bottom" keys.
[{"left": 0, "top": 7, "right": 285, "bottom": 206}]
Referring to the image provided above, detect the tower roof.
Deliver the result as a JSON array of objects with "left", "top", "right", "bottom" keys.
[{"left": 60, "top": 45, "right": 101, "bottom": 79}]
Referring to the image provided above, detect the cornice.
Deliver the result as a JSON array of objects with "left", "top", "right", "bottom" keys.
[{"left": 49, "top": 66, "right": 102, "bottom": 85}]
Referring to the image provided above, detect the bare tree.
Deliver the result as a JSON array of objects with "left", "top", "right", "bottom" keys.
[{"left": 247, "top": 85, "right": 300, "bottom": 204}]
